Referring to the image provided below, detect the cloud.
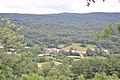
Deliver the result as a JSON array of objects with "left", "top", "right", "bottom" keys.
[
  {"left": 0, "top": 0, "right": 120, "bottom": 14},
  {"left": 33, "top": 0, "right": 74, "bottom": 11}
]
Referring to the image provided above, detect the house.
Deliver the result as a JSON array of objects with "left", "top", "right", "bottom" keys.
[
  {"left": 6, "top": 52, "right": 12, "bottom": 54},
  {"left": 38, "top": 54, "right": 44, "bottom": 57},
  {"left": 38, "top": 53, "right": 56, "bottom": 59},
  {"left": 25, "top": 46, "right": 30, "bottom": 49},
  {"left": 0, "top": 45, "right": 3, "bottom": 49},
  {"left": 44, "top": 48, "right": 61, "bottom": 53},
  {"left": 10, "top": 48, "right": 15, "bottom": 51},
  {"left": 103, "top": 50, "right": 109, "bottom": 53},
  {"left": 102, "top": 50, "right": 109, "bottom": 56},
  {"left": 67, "top": 56, "right": 81, "bottom": 59}
]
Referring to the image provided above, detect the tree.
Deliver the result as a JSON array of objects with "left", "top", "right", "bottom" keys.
[
  {"left": 41, "top": 62, "right": 55, "bottom": 77},
  {"left": 87, "top": 0, "right": 105, "bottom": 7},
  {"left": 92, "top": 73, "right": 107, "bottom": 80},
  {"left": 48, "top": 64, "right": 73, "bottom": 78},
  {"left": 71, "top": 57, "right": 108, "bottom": 79},
  {"left": 95, "top": 23, "right": 120, "bottom": 40},
  {"left": 86, "top": 48, "right": 96, "bottom": 56},
  {"left": 19, "top": 74, "right": 31, "bottom": 80},
  {"left": 19, "top": 73, "right": 44, "bottom": 80},
  {"left": 0, "top": 75, "right": 6, "bottom": 80},
  {"left": 0, "top": 18, "right": 25, "bottom": 52},
  {"left": 0, "top": 18, "right": 40, "bottom": 79},
  {"left": 77, "top": 75, "right": 85, "bottom": 80},
  {"left": 92, "top": 73, "right": 120, "bottom": 80},
  {"left": 58, "top": 75, "right": 72, "bottom": 80},
  {"left": 45, "top": 76, "right": 58, "bottom": 80}
]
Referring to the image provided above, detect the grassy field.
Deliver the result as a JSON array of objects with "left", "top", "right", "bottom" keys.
[
  {"left": 37, "top": 62, "right": 62, "bottom": 68},
  {"left": 58, "top": 43, "right": 96, "bottom": 52},
  {"left": 86, "top": 44, "right": 96, "bottom": 48}
]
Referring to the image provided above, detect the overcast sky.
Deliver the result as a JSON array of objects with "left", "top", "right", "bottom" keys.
[{"left": 0, "top": 0, "right": 120, "bottom": 14}]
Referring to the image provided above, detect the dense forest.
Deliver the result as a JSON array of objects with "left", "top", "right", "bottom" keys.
[
  {"left": 0, "top": 13, "right": 120, "bottom": 53},
  {"left": 0, "top": 13, "right": 120, "bottom": 80}
]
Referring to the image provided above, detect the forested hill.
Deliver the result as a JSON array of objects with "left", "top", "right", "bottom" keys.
[
  {"left": 0, "top": 12, "right": 120, "bottom": 27},
  {"left": 0, "top": 13, "right": 120, "bottom": 47}
]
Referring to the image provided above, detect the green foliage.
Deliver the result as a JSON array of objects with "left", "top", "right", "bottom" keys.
[
  {"left": 96, "top": 23, "right": 114, "bottom": 40},
  {"left": 1, "top": 66, "right": 13, "bottom": 78},
  {"left": 45, "top": 76, "right": 58, "bottom": 80},
  {"left": 110, "top": 74, "right": 120, "bottom": 80},
  {"left": 72, "top": 57, "right": 104, "bottom": 78},
  {"left": 0, "top": 75, "right": 6, "bottom": 80},
  {"left": 92, "top": 73, "right": 120, "bottom": 80},
  {"left": 19, "top": 74, "right": 45, "bottom": 80},
  {"left": 117, "top": 24, "right": 120, "bottom": 32},
  {"left": 0, "top": 51, "right": 38, "bottom": 79},
  {"left": 0, "top": 18, "right": 25, "bottom": 52},
  {"left": 95, "top": 23, "right": 120, "bottom": 40},
  {"left": 58, "top": 75, "right": 72, "bottom": 80},
  {"left": 41, "top": 62, "right": 54, "bottom": 77},
  {"left": 77, "top": 75, "right": 85, "bottom": 80},
  {"left": 48, "top": 64, "right": 73, "bottom": 78},
  {"left": 86, "top": 48, "right": 108, "bottom": 57},
  {"left": 71, "top": 55, "right": 120, "bottom": 79},
  {"left": 20, "top": 74, "right": 31, "bottom": 80},
  {"left": 92, "top": 73, "right": 107, "bottom": 80},
  {"left": 1, "top": 13, "right": 119, "bottom": 46},
  {"left": 106, "top": 54, "right": 120, "bottom": 77}
]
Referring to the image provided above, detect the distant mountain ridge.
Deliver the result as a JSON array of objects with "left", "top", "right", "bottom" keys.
[{"left": 0, "top": 12, "right": 120, "bottom": 28}]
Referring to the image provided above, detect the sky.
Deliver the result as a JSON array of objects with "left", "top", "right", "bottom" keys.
[{"left": 0, "top": 0, "right": 120, "bottom": 14}]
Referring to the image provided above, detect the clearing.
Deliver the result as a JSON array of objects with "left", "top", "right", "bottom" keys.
[{"left": 58, "top": 43, "right": 96, "bottom": 52}]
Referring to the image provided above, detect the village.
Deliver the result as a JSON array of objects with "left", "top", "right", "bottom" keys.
[
  {"left": 0, "top": 43, "right": 109, "bottom": 60},
  {"left": 37, "top": 45, "right": 109, "bottom": 60}
]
